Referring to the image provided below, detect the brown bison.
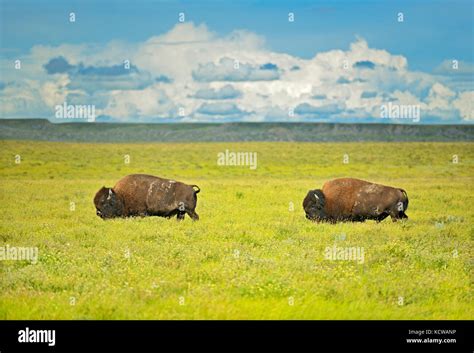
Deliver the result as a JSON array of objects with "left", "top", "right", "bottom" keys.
[
  {"left": 94, "top": 174, "right": 200, "bottom": 220},
  {"left": 303, "top": 178, "right": 408, "bottom": 223}
]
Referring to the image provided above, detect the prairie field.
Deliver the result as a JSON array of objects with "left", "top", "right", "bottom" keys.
[{"left": 0, "top": 140, "right": 473, "bottom": 319}]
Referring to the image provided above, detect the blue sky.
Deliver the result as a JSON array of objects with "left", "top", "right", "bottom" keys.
[{"left": 1, "top": 0, "right": 473, "bottom": 123}]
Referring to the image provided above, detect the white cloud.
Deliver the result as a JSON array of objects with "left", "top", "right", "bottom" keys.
[
  {"left": 40, "top": 74, "right": 71, "bottom": 107},
  {"left": 99, "top": 86, "right": 176, "bottom": 120},
  {"left": 453, "top": 91, "right": 474, "bottom": 120},
  {"left": 1, "top": 22, "right": 472, "bottom": 122},
  {"left": 197, "top": 102, "right": 243, "bottom": 115},
  {"left": 193, "top": 84, "right": 241, "bottom": 99},
  {"left": 426, "top": 83, "right": 456, "bottom": 111},
  {"left": 0, "top": 80, "right": 49, "bottom": 118},
  {"left": 193, "top": 57, "right": 280, "bottom": 82}
]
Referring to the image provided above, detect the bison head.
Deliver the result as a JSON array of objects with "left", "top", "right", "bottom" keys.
[
  {"left": 303, "top": 189, "right": 326, "bottom": 221},
  {"left": 93, "top": 187, "right": 124, "bottom": 219}
]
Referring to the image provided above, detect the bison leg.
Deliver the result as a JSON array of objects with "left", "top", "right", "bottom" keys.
[
  {"left": 389, "top": 210, "right": 408, "bottom": 222},
  {"left": 350, "top": 216, "right": 366, "bottom": 222},
  {"left": 375, "top": 213, "right": 389, "bottom": 222},
  {"left": 389, "top": 210, "right": 400, "bottom": 222},
  {"left": 177, "top": 212, "right": 186, "bottom": 221},
  {"left": 186, "top": 210, "right": 199, "bottom": 221}
]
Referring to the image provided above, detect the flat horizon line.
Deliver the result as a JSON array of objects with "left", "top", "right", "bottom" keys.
[{"left": 1, "top": 118, "right": 474, "bottom": 127}]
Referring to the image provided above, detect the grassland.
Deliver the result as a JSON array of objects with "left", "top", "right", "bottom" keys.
[{"left": 0, "top": 140, "right": 473, "bottom": 319}]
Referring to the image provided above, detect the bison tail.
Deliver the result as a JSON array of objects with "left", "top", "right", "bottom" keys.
[
  {"left": 192, "top": 185, "right": 201, "bottom": 194},
  {"left": 399, "top": 188, "right": 409, "bottom": 210}
]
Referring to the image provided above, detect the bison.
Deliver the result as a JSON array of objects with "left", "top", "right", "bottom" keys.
[
  {"left": 94, "top": 174, "right": 200, "bottom": 220},
  {"left": 303, "top": 178, "right": 408, "bottom": 223}
]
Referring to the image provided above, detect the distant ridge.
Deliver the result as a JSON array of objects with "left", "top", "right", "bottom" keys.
[{"left": 1, "top": 119, "right": 473, "bottom": 142}]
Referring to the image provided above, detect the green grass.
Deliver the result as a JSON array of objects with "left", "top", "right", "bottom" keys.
[{"left": 0, "top": 140, "right": 473, "bottom": 319}]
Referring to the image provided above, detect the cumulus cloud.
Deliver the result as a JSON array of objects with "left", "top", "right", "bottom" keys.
[
  {"left": 0, "top": 80, "right": 58, "bottom": 119},
  {"left": 434, "top": 59, "right": 474, "bottom": 92},
  {"left": 197, "top": 102, "right": 243, "bottom": 115},
  {"left": 192, "top": 57, "right": 280, "bottom": 82},
  {"left": 295, "top": 102, "right": 345, "bottom": 117},
  {"left": 337, "top": 77, "right": 351, "bottom": 84},
  {"left": 40, "top": 75, "right": 71, "bottom": 107},
  {"left": 313, "top": 94, "right": 327, "bottom": 100},
  {"left": 76, "top": 63, "right": 135, "bottom": 76},
  {"left": 453, "top": 91, "right": 474, "bottom": 120},
  {"left": 353, "top": 60, "right": 376, "bottom": 69},
  {"left": 361, "top": 91, "right": 377, "bottom": 99},
  {"left": 42, "top": 56, "right": 154, "bottom": 94},
  {"left": 44, "top": 56, "right": 75, "bottom": 74},
  {"left": 193, "top": 84, "right": 241, "bottom": 99},
  {"left": 67, "top": 72, "right": 153, "bottom": 94},
  {"left": 99, "top": 86, "right": 176, "bottom": 120},
  {"left": 1, "top": 22, "right": 472, "bottom": 123}
]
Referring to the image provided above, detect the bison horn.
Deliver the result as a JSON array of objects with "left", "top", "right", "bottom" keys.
[
  {"left": 107, "top": 189, "right": 113, "bottom": 200},
  {"left": 314, "top": 193, "right": 319, "bottom": 200}
]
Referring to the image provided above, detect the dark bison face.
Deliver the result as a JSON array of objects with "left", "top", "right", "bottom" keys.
[
  {"left": 303, "top": 189, "right": 326, "bottom": 221},
  {"left": 93, "top": 187, "right": 123, "bottom": 219}
]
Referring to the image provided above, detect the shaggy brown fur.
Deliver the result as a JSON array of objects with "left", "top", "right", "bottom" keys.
[
  {"left": 303, "top": 178, "right": 408, "bottom": 223},
  {"left": 94, "top": 174, "right": 200, "bottom": 220}
]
